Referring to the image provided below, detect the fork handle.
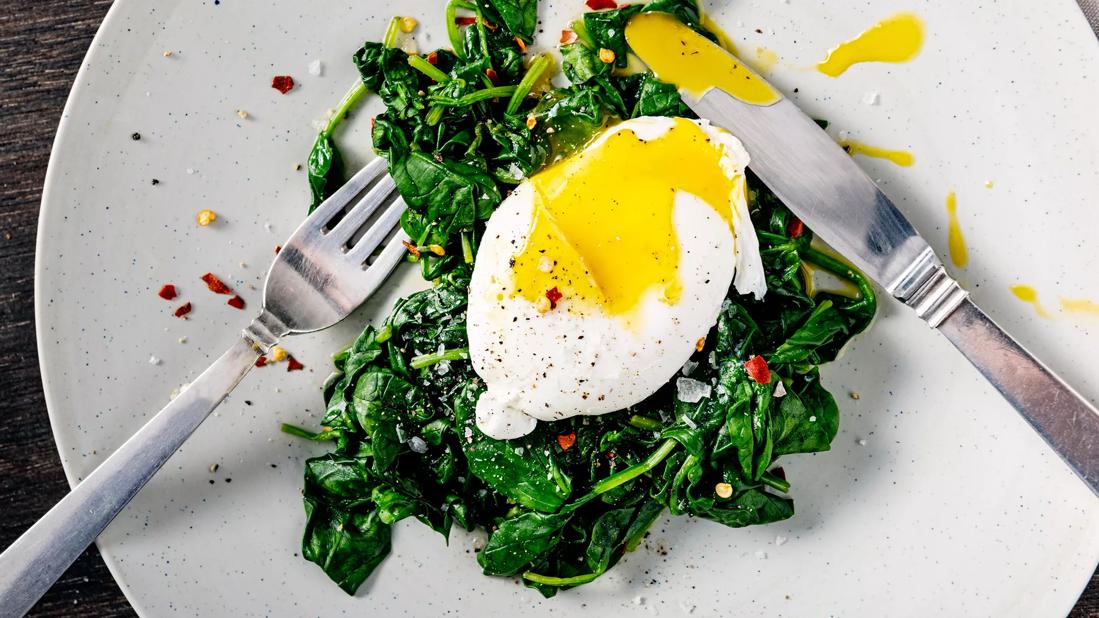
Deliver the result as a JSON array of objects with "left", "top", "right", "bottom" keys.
[
  {"left": 937, "top": 298, "right": 1099, "bottom": 495},
  {"left": 0, "top": 335, "right": 263, "bottom": 617}
]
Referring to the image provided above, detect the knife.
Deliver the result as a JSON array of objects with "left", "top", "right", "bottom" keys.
[{"left": 627, "top": 12, "right": 1099, "bottom": 495}]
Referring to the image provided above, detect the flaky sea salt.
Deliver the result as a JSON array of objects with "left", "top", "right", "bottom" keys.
[
  {"left": 408, "top": 436, "right": 428, "bottom": 453},
  {"left": 676, "top": 377, "right": 711, "bottom": 403},
  {"left": 308, "top": 59, "right": 323, "bottom": 76},
  {"left": 862, "top": 91, "right": 880, "bottom": 105}
]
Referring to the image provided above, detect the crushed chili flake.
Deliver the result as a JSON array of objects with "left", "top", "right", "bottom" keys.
[
  {"left": 485, "top": 68, "right": 499, "bottom": 84},
  {"left": 770, "top": 466, "right": 786, "bottom": 481},
  {"left": 286, "top": 355, "right": 305, "bottom": 371},
  {"left": 598, "top": 48, "right": 616, "bottom": 64},
  {"left": 271, "top": 75, "right": 294, "bottom": 94},
  {"left": 158, "top": 284, "right": 177, "bottom": 300},
  {"left": 586, "top": 0, "right": 618, "bottom": 9},
  {"left": 744, "top": 355, "right": 771, "bottom": 384},
  {"left": 560, "top": 29, "right": 578, "bottom": 45},
  {"left": 557, "top": 432, "right": 577, "bottom": 451},
  {"left": 275, "top": 245, "right": 282, "bottom": 255},
  {"left": 255, "top": 356, "right": 268, "bottom": 367},
  {"left": 227, "top": 295, "right": 245, "bottom": 309},
  {"left": 174, "top": 302, "right": 192, "bottom": 318},
  {"left": 514, "top": 36, "right": 527, "bottom": 52},
  {"left": 545, "top": 286, "right": 563, "bottom": 309},
  {"left": 426, "top": 51, "right": 439, "bottom": 65},
  {"left": 788, "top": 217, "right": 805, "bottom": 238},
  {"left": 695, "top": 336, "right": 706, "bottom": 352},
  {"left": 401, "top": 240, "right": 422, "bottom": 258},
  {"left": 201, "top": 272, "right": 233, "bottom": 295},
  {"left": 526, "top": 114, "right": 537, "bottom": 130},
  {"left": 454, "top": 16, "right": 477, "bottom": 26}
]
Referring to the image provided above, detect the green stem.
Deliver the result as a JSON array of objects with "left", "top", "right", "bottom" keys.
[
  {"left": 410, "top": 347, "right": 470, "bottom": 369},
  {"left": 571, "top": 19, "right": 595, "bottom": 48},
  {"left": 322, "top": 81, "right": 368, "bottom": 138},
  {"left": 628, "top": 415, "right": 662, "bottom": 431},
  {"left": 426, "top": 105, "right": 446, "bottom": 126},
  {"left": 407, "top": 55, "right": 450, "bottom": 83},
  {"left": 383, "top": 16, "right": 402, "bottom": 48},
  {"left": 760, "top": 470, "right": 791, "bottom": 493},
  {"left": 445, "top": 0, "right": 476, "bottom": 55},
  {"left": 280, "top": 423, "right": 338, "bottom": 441},
  {"left": 801, "top": 246, "right": 877, "bottom": 306},
  {"left": 461, "top": 231, "right": 475, "bottom": 264},
  {"left": 506, "top": 53, "right": 553, "bottom": 115},
  {"left": 522, "top": 571, "right": 601, "bottom": 587},
  {"left": 591, "top": 439, "right": 678, "bottom": 495},
  {"left": 374, "top": 324, "right": 394, "bottom": 344},
  {"left": 429, "top": 85, "right": 517, "bottom": 107}
]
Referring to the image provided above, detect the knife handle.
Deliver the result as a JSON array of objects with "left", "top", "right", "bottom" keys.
[{"left": 937, "top": 298, "right": 1099, "bottom": 494}]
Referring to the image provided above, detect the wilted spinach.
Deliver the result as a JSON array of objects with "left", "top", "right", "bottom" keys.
[{"left": 287, "top": 0, "right": 877, "bottom": 598}]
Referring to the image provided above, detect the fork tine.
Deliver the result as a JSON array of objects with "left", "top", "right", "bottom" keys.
[
  {"left": 309, "top": 156, "right": 388, "bottom": 224},
  {"left": 354, "top": 231, "right": 412, "bottom": 303},
  {"left": 347, "top": 197, "right": 407, "bottom": 262},
  {"left": 327, "top": 173, "right": 397, "bottom": 244}
]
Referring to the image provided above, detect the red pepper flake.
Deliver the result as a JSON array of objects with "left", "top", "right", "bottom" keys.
[
  {"left": 227, "top": 295, "right": 245, "bottom": 309},
  {"left": 557, "top": 432, "right": 577, "bottom": 451},
  {"left": 586, "top": 0, "right": 618, "bottom": 9},
  {"left": 174, "top": 302, "right": 192, "bottom": 318},
  {"left": 744, "top": 355, "right": 771, "bottom": 385},
  {"left": 158, "top": 284, "right": 177, "bottom": 300},
  {"left": 514, "top": 36, "right": 527, "bottom": 52},
  {"left": 287, "top": 355, "right": 305, "bottom": 372},
  {"left": 788, "top": 217, "right": 805, "bottom": 238},
  {"left": 454, "top": 16, "right": 477, "bottom": 26},
  {"left": 271, "top": 75, "right": 294, "bottom": 94},
  {"left": 201, "top": 272, "right": 233, "bottom": 295},
  {"left": 401, "top": 240, "right": 422, "bottom": 258},
  {"left": 545, "top": 286, "right": 563, "bottom": 309},
  {"left": 560, "top": 29, "right": 578, "bottom": 45},
  {"left": 275, "top": 245, "right": 282, "bottom": 255},
  {"left": 370, "top": 116, "right": 376, "bottom": 132},
  {"left": 770, "top": 466, "right": 786, "bottom": 481},
  {"left": 255, "top": 356, "right": 268, "bottom": 367},
  {"left": 485, "top": 68, "right": 499, "bottom": 84},
  {"left": 426, "top": 51, "right": 439, "bottom": 65}
]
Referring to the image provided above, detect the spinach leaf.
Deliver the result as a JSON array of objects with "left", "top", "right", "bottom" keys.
[
  {"left": 582, "top": 5, "right": 641, "bottom": 68},
  {"left": 478, "top": 510, "right": 573, "bottom": 576},
  {"left": 478, "top": 0, "right": 539, "bottom": 43},
  {"left": 301, "top": 499, "right": 391, "bottom": 595},
  {"left": 306, "top": 133, "right": 345, "bottom": 213}
]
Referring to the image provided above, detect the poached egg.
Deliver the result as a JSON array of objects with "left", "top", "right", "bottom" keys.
[{"left": 467, "top": 116, "right": 766, "bottom": 439}]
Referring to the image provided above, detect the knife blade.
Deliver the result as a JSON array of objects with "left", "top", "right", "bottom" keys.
[{"left": 628, "top": 15, "right": 1099, "bottom": 495}]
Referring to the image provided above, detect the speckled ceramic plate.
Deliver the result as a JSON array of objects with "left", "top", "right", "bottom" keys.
[{"left": 35, "top": 0, "right": 1099, "bottom": 616}]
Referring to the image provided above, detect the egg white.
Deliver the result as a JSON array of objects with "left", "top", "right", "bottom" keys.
[{"left": 467, "top": 117, "right": 765, "bottom": 439}]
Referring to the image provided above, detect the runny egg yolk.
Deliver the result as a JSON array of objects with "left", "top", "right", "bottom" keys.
[
  {"left": 508, "top": 117, "right": 745, "bottom": 319},
  {"left": 624, "top": 12, "right": 780, "bottom": 105}
]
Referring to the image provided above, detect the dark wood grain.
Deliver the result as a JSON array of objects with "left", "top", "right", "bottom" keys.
[{"left": 0, "top": 2, "right": 1094, "bottom": 617}]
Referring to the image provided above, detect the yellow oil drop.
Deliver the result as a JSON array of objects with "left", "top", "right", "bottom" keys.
[
  {"left": 945, "top": 192, "right": 968, "bottom": 269},
  {"left": 1061, "top": 298, "right": 1099, "bottom": 318},
  {"left": 984, "top": 180, "right": 994, "bottom": 189},
  {"left": 839, "top": 139, "right": 915, "bottom": 167},
  {"left": 699, "top": 11, "right": 739, "bottom": 55},
  {"left": 625, "top": 12, "right": 780, "bottom": 105},
  {"left": 817, "top": 13, "right": 924, "bottom": 77},
  {"left": 753, "top": 46, "right": 780, "bottom": 74},
  {"left": 1010, "top": 285, "right": 1052, "bottom": 318}
]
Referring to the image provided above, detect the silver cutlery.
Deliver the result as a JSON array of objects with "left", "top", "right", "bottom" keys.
[
  {"left": 0, "top": 156, "right": 409, "bottom": 617},
  {"left": 630, "top": 33, "right": 1099, "bottom": 496}
]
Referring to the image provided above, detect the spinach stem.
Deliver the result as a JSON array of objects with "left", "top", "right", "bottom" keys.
[
  {"left": 445, "top": 0, "right": 476, "bottom": 55},
  {"left": 522, "top": 571, "right": 601, "bottom": 586},
  {"left": 430, "top": 85, "right": 518, "bottom": 106},
  {"left": 591, "top": 439, "right": 678, "bottom": 495},
  {"left": 506, "top": 53, "right": 553, "bottom": 115},
  {"left": 800, "top": 246, "right": 877, "bottom": 306},
  {"left": 410, "top": 347, "right": 470, "bottom": 369},
  {"left": 628, "top": 415, "right": 662, "bottom": 431},
  {"left": 760, "top": 470, "right": 792, "bottom": 493},
  {"left": 280, "top": 423, "right": 338, "bottom": 441},
  {"left": 374, "top": 324, "right": 394, "bottom": 344},
  {"left": 571, "top": 18, "right": 595, "bottom": 48},
  {"left": 426, "top": 105, "right": 446, "bottom": 126},
  {"left": 461, "top": 231, "right": 475, "bottom": 264},
  {"left": 407, "top": 55, "right": 451, "bottom": 83},
  {"left": 322, "top": 81, "right": 369, "bottom": 138},
  {"left": 383, "top": 16, "right": 403, "bottom": 48}
]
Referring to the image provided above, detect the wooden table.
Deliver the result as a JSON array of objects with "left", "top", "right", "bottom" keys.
[{"left": 0, "top": 1, "right": 1095, "bottom": 616}]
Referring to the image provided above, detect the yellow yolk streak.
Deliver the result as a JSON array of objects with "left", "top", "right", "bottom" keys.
[
  {"left": 510, "top": 118, "right": 742, "bottom": 317},
  {"left": 753, "top": 46, "right": 780, "bottom": 74},
  {"left": 625, "top": 12, "right": 780, "bottom": 105},
  {"left": 945, "top": 191, "right": 968, "bottom": 269},
  {"left": 817, "top": 13, "right": 924, "bottom": 77},
  {"left": 699, "top": 11, "right": 739, "bottom": 55},
  {"left": 1061, "top": 298, "right": 1099, "bottom": 318},
  {"left": 839, "top": 139, "right": 915, "bottom": 167},
  {"left": 1010, "top": 285, "right": 1052, "bottom": 318}
]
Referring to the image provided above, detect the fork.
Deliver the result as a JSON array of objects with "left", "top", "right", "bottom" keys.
[{"left": 0, "top": 157, "right": 408, "bottom": 617}]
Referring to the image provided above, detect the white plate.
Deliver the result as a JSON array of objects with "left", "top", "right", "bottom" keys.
[{"left": 36, "top": 0, "right": 1099, "bottom": 616}]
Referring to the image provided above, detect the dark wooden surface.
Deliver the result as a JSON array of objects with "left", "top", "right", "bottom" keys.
[{"left": 0, "top": 1, "right": 1095, "bottom": 616}]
